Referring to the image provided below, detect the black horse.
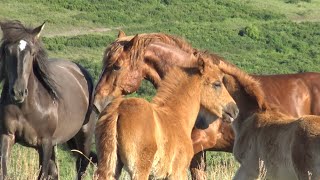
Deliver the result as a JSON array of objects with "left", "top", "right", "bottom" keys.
[{"left": 0, "top": 21, "right": 97, "bottom": 180}]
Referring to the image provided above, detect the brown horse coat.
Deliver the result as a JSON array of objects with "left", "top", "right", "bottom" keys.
[
  {"left": 93, "top": 31, "right": 320, "bottom": 179},
  {"left": 95, "top": 56, "right": 238, "bottom": 179}
]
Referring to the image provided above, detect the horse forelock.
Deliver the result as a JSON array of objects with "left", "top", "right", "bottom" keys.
[
  {"left": 218, "top": 61, "right": 269, "bottom": 110},
  {"left": 0, "top": 20, "right": 34, "bottom": 43},
  {"left": 0, "top": 20, "right": 60, "bottom": 100}
]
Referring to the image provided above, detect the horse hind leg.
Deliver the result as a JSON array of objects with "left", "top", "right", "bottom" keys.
[
  {"left": 72, "top": 112, "right": 96, "bottom": 180},
  {"left": 128, "top": 151, "right": 155, "bottom": 180}
]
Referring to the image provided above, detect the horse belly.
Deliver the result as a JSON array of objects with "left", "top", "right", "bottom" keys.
[
  {"left": 52, "top": 69, "right": 90, "bottom": 142},
  {"left": 52, "top": 90, "right": 89, "bottom": 143},
  {"left": 52, "top": 108, "right": 87, "bottom": 144}
]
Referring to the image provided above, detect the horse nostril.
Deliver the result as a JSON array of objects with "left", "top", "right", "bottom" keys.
[
  {"left": 24, "top": 89, "right": 28, "bottom": 96},
  {"left": 224, "top": 103, "right": 239, "bottom": 119}
]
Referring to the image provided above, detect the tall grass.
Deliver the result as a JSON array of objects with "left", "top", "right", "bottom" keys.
[{"left": 6, "top": 145, "right": 241, "bottom": 179}]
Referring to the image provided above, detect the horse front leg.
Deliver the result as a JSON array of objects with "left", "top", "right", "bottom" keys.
[
  {"left": 0, "top": 134, "right": 15, "bottom": 180},
  {"left": 48, "top": 146, "right": 58, "bottom": 180},
  {"left": 190, "top": 151, "right": 207, "bottom": 180},
  {"left": 38, "top": 139, "right": 53, "bottom": 180}
]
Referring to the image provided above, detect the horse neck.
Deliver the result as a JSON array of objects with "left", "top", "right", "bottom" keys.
[
  {"left": 26, "top": 66, "right": 54, "bottom": 105},
  {"left": 143, "top": 42, "right": 197, "bottom": 87},
  {"left": 153, "top": 71, "right": 201, "bottom": 134},
  {"left": 224, "top": 75, "right": 262, "bottom": 131}
]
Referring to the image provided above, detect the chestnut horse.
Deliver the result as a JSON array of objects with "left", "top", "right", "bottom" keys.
[
  {"left": 218, "top": 61, "right": 320, "bottom": 180},
  {"left": 93, "top": 31, "right": 320, "bottom": 178},
  {"left": 95, "top": 54, "right": 238, "bottom": 179},
  {"left": 0, "top": 21, "right": 97, "bottom": 180}
]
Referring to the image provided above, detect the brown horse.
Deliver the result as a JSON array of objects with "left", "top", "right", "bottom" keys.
[
  {"left": 95, "top": 54, "right": 238, "bottom": 179},
  {"left": 218, "top": 61, "right": 320, "bottom": 180},
  {"left": 93, "top": 31, "right": 320, "bottom": 178}
]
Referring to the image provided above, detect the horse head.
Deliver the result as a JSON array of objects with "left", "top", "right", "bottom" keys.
[
  {"left": 0, "top": 21, "right": 45, "bottom": 103},
  {"left": 94, "top": 32, "right": 145, "bottom": 113},
  {"left": 93, "top": 31, "right": 198, "bottom": 113},
  {"left": 197, "top": 54, "right": 239, "bottom": 124}
]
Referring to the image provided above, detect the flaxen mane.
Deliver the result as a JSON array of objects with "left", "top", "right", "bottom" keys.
[
  {"left": 103, "top": 33, "right": 195, "bottom": 67},
  {"left": 0, "top": 20, "right": 59, "bottom": 99}
]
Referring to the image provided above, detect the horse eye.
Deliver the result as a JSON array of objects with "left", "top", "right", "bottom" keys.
[
  {"left": 212, "top": 81, "right": 221, "bottom": 89},
  {"left": 112, "top": 64, "right": 121, "bottom": 71}
]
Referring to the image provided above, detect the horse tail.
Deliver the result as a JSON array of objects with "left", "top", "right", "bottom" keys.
[{"left": 95, "top": 98, "right": 123, "bottom": 179}]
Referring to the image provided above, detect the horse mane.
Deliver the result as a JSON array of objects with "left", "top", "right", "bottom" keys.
[
  {"left": 152, "top": 65, "right": 200, "bottom": 106},
  {"left": 103, "top": 33, "right": 195, "bottom": 67},
  {"left": 217, "top": 58, "right": 270, "bottom": 110},
  {"left": 0, "top": 20, "right": 59, "bottom": 99}
]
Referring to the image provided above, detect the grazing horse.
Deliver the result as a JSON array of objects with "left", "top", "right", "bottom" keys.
[
  {"left": 93, "top": 31, "right": 320, "bottom": 179},
  {"left": 0, "top": 21, "right": 96, "bottom": 180},
  {"left": 218, "top": 61, "right": 320, "bottom": 180},
  {"left": 95, "top": 54, "right": 238, "bottom": 179}
]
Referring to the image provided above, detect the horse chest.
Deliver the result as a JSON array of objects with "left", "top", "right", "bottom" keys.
[{"left": 2, "top": 103, "right": 57, "bottom": 146}]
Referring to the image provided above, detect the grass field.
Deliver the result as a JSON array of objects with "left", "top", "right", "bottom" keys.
[{"left": 0, "top": 0, "right": 320, "bottom": 179}]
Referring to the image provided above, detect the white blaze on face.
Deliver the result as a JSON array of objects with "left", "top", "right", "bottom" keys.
[{"left": 19, "top": 40, "right": 27, "bottom": 51}]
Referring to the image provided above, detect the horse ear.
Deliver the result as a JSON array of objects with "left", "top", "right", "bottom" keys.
[
  {"left": 32, "top": 21, "right": 46, "bottom": 39},
  {"left": 124, "top": 34, "right": 139, "bottom": 50},
  {"left": 198, "top": 55, "right": 205, "bottom": 74},
  {"left": 118, "top": 30, "right": 126, "bottom": 38}
]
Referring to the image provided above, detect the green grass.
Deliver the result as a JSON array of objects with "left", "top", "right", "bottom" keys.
[{"left": 0, "top": 0, "right": 320, "bottom": 179}]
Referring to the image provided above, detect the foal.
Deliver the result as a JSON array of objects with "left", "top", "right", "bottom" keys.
[
  {"left": 95, "top": 55, "right": 238, "bottom": 179},
  {"left": 218, "top": 61, "right": 320, "bottom": 180}
]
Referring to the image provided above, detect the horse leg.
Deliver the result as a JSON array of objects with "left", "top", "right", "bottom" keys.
[
  {"left": 38, "top": 139, "right": 53, "bottom": 180},
  {"left": 190, "top": 151, "right": 207, "bottom": 180},
  {"left": 129, "top": 151, "right": 155, "bottom": 180},
  {"left": 167, "top": 169, "right": 188, "bottom": 180},
  {"left": 75, "top": 118, "right": 96, "bottom": 180},
  {"left": 233, "top": 165, "right": 257, "bottom": 180},
  {"left": 0, "top": 134, "right": 15, "bottom": 180},
  {"left": 48, "top": 147, "right": 58, "bottom": 180},
  {"left": 114, "top": 155, "right": 123, "bottom": 179}
]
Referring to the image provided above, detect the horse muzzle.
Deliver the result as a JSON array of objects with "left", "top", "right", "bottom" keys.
[
  {"left": 93, "top": 96, "right": 114, "bottom": 114},
  {"left": 222, "top": 103, "right": 239, "bottom": 123},
  {"left": 10, "top": 87, "right": 28, "bottom": 103}
]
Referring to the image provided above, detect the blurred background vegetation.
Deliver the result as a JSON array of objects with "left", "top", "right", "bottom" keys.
[{"left": 0, "top": 0, "right": 319, "bottom": 179}]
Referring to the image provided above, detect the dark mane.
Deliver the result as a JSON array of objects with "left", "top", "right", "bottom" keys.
[{"left": 0, "top": 20, "right": 59, "bottom": 99}]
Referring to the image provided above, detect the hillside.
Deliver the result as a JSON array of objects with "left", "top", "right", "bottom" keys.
[
  {"left": 1, "top": 0, "right": 319, "bottom": 77},
  {"left": 0, "top": 0, "right": 320, "bottom": 179}
]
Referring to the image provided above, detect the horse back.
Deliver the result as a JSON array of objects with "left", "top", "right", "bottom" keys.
[{"left": 254, "top": 72, "right": 320, "bottom": 117}]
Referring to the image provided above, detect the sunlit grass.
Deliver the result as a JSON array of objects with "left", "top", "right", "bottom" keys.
[{"left": 7, "top": 145, "right": 240, "bottom": 179}]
